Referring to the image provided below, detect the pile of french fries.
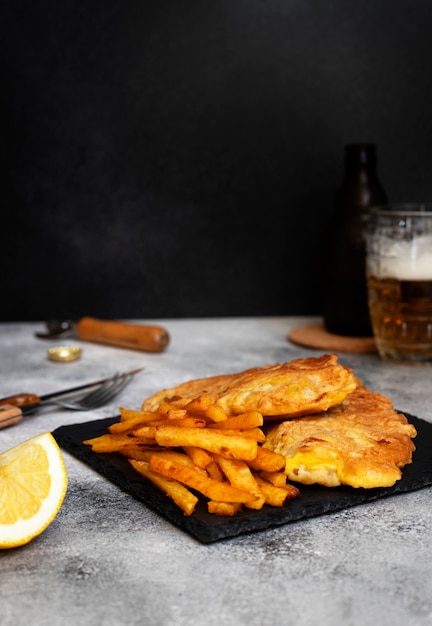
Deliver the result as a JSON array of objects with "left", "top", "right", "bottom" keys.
[{"left": 83, "top": 395, "right": 299, "bottom": 517}]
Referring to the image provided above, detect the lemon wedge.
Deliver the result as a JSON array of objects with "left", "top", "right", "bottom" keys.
[{"left": 0, "top": 432, "right": 68, "bottom": 549}]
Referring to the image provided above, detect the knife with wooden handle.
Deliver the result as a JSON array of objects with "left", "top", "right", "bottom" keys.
[
  {"left": 0, "top": 405, "right": 24, "bottom": 429},
  {"left": 0, "top": 367, "right": 144, "bottom": 429},
  {"left": 36, "top": 317, "right": 170, "bottom": 352}
]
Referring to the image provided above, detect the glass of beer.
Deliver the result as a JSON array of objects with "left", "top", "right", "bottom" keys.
[{"left": 366, "top": 204, "right": 432, "bottom": 364}]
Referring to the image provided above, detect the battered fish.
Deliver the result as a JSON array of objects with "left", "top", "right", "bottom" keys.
[
  {"left": 264, "top": 386, "right": 417, "bottom": 488},
  {"left": 142, "top": 354, "right": 357, "bottom": 418}
]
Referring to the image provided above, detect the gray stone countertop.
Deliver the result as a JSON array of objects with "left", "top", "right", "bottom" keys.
[{"left": 1, "top": 317, "right": 431, "bottom": 626}]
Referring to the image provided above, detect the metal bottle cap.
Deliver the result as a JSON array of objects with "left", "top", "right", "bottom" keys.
[{"left": 48, "top": 346, "right": 82, "bottom": 363}]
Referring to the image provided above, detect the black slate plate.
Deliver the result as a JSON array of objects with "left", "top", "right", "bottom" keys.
[{"left": 52, "top": 413, "right": 432, "bottom": 544}]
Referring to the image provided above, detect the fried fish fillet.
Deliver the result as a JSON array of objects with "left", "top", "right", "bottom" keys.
[
  {"left": 264, "top": 386, "right": 417, "bottom": 488},
  {"left": 142, "top": 354, "right": 357, "bottom": 418}
]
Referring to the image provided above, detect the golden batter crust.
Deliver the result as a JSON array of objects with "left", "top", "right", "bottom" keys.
[
  {"left": 142, "top": 354, "right": 357, "bottom": 418},
  {"left": 264, "top": 386, "right": 417, "bottom": 488}
]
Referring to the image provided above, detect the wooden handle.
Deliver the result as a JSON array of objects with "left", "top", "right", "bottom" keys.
[
  {"left": 0, "top": 393, "right": 41, "bottom": 408},
  {"left": 0, "top": 405, "right": 23, "bottom": 429},
  {"left": 76, "top": 317, "right": 170, "bottom": 352}
]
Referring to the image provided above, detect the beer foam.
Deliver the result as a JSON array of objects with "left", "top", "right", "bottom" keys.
[{"left": 376, "top": 234, "right": 432, "bottom": 280}]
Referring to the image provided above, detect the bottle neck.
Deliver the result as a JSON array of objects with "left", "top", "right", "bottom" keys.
[
  {"left": 344, "top": 143, "right": 377, "bottom": 167},
  {"left": 334, "top": 144, "right": 387, "bottom": 217},
  {"left": 342, "top": 144, "right": 381, "bottom": 186}
]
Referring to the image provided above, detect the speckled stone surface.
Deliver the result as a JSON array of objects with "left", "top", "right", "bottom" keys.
[{"left": 1, "top": 318, "right": 432, "bottom": 626}]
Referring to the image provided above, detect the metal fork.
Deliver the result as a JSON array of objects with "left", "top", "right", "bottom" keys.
[
  {"left": 0, "top": 370, "right": 143, "bottom": 429},
  {"left": 51, "top": 372, "right": 135, "bottom": 410}
]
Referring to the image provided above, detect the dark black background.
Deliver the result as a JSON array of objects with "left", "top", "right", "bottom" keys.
[{"left": 2, "top": 1, "right": 432, "bottom": 321}]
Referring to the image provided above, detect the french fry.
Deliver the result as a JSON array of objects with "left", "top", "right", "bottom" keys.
[
  {"left": 157, "top": 400, "right": 187, "bottom": 416},
  {"left": 212, "top": 428, "right": 266, "bottom": 443},
  {"left": 205, "top": 460, "right": 225, "bottom": 481},
  {"left": 109, "top": 416, "right": 154, "bottom": 434},
  {"left": 253, "top": 474, "right": 298, "bottom": 507},
  {"left": 207, "top": 501, "right": 243, "bottom": 516},
  {"left": 154, "top": 426, "right": 258, "bottom": 461},
  {"left": 83, "top": 433, "right": 154, "bottom": 453},
  {"left": 205, "top": 405, "right": 229, "bottom": 423},
  {"left": 183, "top": 446, "right": 214, "bottom": 469},
  {"left": 248, "top": 446, "right": 286, "bottom": 472},
  {"left": 131, "top": 426, "right": 158, "bottom": 439},
  {"left": 259, "top": 470, "right": 288, "bottom": 487},
  {"left": 150, "top": 450, "right": 209, "bottom": 475},
  {"left": 243, "top": 497, "right": 266, "bottom": 512},
  {"left": 120, "top": 447, "right": 209, "bottom": 477},
  {"left": 283, "top": 483, "right": 301, "bottom": 498},
  {"left": 167, "top": 411, "right": 187, "bottom": 420},
  {"left": 184, "top": 395, "right": 218, "bottom": 414},
  {"left": 145, "top": 417, "right": 207, "bottom": 429},
  {"left": 149, "top": 456, "right": 259, "bottom": 503},
  {"left": 208, "top": 412, "right": 263, "bottom": 430},
  {"left": 119, "top": 407, "right": 159, "bottom": 423},
  {"left": 166, "top": 409, "right": 188, "bottom": 419},
  {"left": 129, "top": 459, "right": 198, "bottom": 516},
  {"left": 214, "top": 455, "right": 265, "bottom": 511},
  {"left": 118, "top": 445, "right": 163, "bottom": 461}
]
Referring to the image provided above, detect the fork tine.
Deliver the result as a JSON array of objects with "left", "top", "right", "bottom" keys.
[
  {"left": 79, "top": 373, "right": 122, "bottom": 404},
  {"left": 53, "top": 371, "right": 137, "bottom": 410},
  {"left": 80, "top": 374, "right": 132, "bottom": 408}
]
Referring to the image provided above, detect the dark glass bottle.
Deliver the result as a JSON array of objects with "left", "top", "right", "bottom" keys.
[{"left": 323, "top": 144, "right": 388, "bottom": 336}]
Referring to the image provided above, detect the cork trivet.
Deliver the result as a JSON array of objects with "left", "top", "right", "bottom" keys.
[{"left": 288, "top": 323, "right": 377, "bottom": 353}]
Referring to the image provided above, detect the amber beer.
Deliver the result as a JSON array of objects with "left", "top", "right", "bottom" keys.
[
  {"left": 367, "top": 274, "right": 432, "bottom": 362},
  {"left": 366, "top": 206, "right": 432, "bottom": 364}
]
